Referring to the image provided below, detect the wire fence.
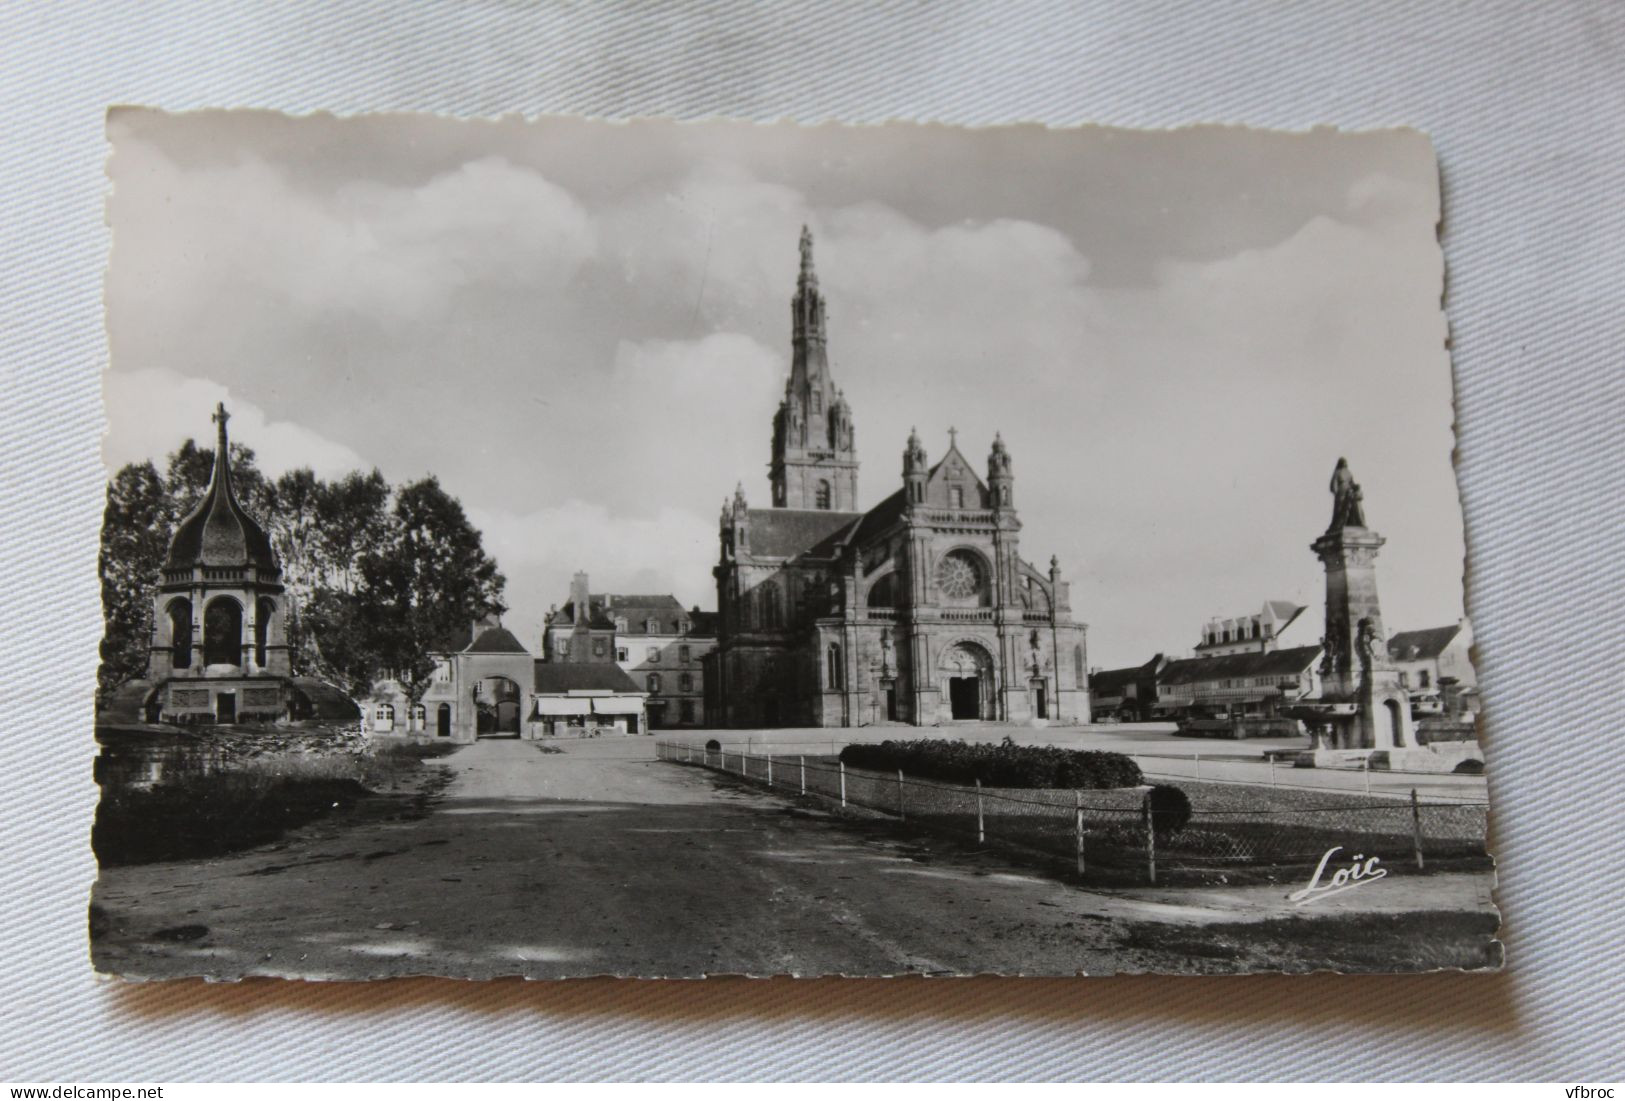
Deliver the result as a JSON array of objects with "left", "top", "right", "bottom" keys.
[
  {"left": 670, "top": 736, "right": 1488, "bottom": 803},
  {"left": 654, "top": 741, "right": 1490, "bottom": 885}
]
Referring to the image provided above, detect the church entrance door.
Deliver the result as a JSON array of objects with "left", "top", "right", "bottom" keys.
[
  {"left": 940, "top": 640, "right": 994, "bottom": 721},
  {"left": 1031, "top": 679, "right": 1048, "bottom": 719},
  {"left": 215, "top": 691, "right": 236, "bottom": 724},
  {"left": 883, "top": 680, "right": 899, "bottom": 722},
  {"left": 436, "top": 703, "right": 451, "bottom": 738},
  {"left": 949, "top": 676, "right": 980, "bottom": 720}
]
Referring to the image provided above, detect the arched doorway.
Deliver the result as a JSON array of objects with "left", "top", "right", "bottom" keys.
[
  {"left": 1384, "top": 698, "right": 1406, "bottom": 748},
  {"left": 166, "top": 598, "right": 193, "bottom": 669},
  {"left": 475, "top": 676, "right": 522, "bottom": 737},
  {"left": 436, "top": 702, "right": 452, "bottom": 738},
  {"left": 202, "top": 596, "right": 242, "bottom": 668},
  {"left": 940, "top": 641, "right": 994, "bottom": 721}
]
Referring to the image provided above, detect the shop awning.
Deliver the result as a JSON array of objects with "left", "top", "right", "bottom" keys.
[
  {"left": 531, "top": 697, "right": 591, "bottom": 717},
  {"left": 592, "top": 697, "right": 644, "bottom": 715}
]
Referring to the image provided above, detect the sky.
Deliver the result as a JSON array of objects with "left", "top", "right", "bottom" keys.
[{"left": 103, "top": 111, "right": 1464, "bottom": 670}]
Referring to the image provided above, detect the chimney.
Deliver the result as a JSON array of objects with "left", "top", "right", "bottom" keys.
[{"left": 571, "top": 571, "right": 590, "bottom": 625}]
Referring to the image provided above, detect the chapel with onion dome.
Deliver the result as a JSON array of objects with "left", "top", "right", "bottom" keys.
[{"left": 117, "top": 402, "right": 356, "bottom": 725}]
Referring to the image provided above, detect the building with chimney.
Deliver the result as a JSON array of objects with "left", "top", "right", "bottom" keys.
[
  {"left": 707, "top": 228, "right": 1090, "bottom": 727},
  {"left": 540, "top": 572, "right": 718, "bottom": 728}
]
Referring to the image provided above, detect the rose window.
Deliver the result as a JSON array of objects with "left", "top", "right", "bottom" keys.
[{"left": 936, "top": 552, "right": 982, "bottom": 602}]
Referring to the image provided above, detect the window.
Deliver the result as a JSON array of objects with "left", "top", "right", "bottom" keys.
[
  {"left": 680, "top": 700, "right": 695, "bottom": 724},
  {"left": 950, "top": 485, "right": 964, "bottom": 508},
  {"left": 558, "top": 638, "right": 570, "bottom": 656},
  {"left": 646, "top": 618, "right": 658, "bottom": 634},
  {"left": 616, "top": 647, "right": 629, "bottom": 662},
  {"left": 1419, "top": 669, "right": 1431, "bottom": 688},
  {"left": 815, "top": 480, "right": 831, "bottom": 510},
  {"left": 592, "top": 639, "right": 606, "bottom": 657},
  {"left": 679, "top": 645, "right": 691, "bottom": 663},
  {"left": 647, "top": 673, "right": 661, "bottom": 693},
  {"left": 647, "top": 646, "right": 661, "bottom": 663},
  {"left": 812, "top": 391, "right": 822, "bottom": 414},
  {"left": 827, "top": 643, "right": 844, "bottom": 689},
  {"left": 1399, "top": 671, "right": 1410, "bottom": 688},
  {"left": 760, "top": 583, "right": 782, "bottom": 628},
  {"left": 679, "top": 673, "right": 693, "bottom": 693},
  {"left": 1075, "top": 644, "right": 1085, "bottom": 684}
]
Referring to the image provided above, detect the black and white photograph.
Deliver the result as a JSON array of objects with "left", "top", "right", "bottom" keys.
[{"left": 91, "top": 109, "right": 1498, "bottom": 980}]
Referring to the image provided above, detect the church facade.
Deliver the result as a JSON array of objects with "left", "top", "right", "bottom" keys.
[{"left": 707, "top": 229, "right": 1090, "bottom": 728}]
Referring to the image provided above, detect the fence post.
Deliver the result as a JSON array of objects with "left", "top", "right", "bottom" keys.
[
  {"left": 720, "top": 749, "right": 726, "bottom": 772},
  {"left": 1075, "top": 790, "right": 1086, "bottom": 877},
  {"left": 975, "top": 778, "right": 985, "bottom": 844},
  {"left": 1269, "top": 755, "right": 1276, "bottom": 786},
  {"left": 1364, "top": 756, "right": 1372, "bottom": 795},
  {"left": 1410, "top": 788, "right": 1426, "bottom": 870},
  {"left": 839, "top": 759, "right": 847, "bottom": 807},
  {"left": 897, "top": 769, "right": 906, "bottom": 820},
  {"left": 767, "top": 753, "right": 773, "bottom": 787},
  {"left": 799, "top": 755, "right": 806, "bottom": 795},
  {"left": 1142, "top": 791, "right": 1157, "bottom": 886},
  {"left": 1194, "top": 752, "right": 1201, "bottom": 781}
]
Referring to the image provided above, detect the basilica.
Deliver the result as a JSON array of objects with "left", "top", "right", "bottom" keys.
[{"left": 706, "top": 229, "right": 1090, "bottom": 728}]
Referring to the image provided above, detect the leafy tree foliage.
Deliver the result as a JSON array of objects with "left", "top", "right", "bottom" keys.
[{"left": 98, "top": 443, "right": 504, "bottom": 705}]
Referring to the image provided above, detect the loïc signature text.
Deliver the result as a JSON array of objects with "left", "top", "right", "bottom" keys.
[{"left": 1288, "top": 846, "right": 1387, "bottom": 907}]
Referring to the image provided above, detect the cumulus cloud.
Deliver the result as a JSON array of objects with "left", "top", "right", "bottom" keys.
[
  {"left": 469, "top": 501, "right": 718, "bottom": 642},
  {"left": 110, "top": 142, "right": 596, "bottom": 334},
  {"left": 102, "top": 367, "right": 367, "bottom": 478}
]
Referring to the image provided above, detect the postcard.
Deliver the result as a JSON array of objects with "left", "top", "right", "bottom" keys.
[{"left": 91, "top": 111, "right": 1496, "bottom": 978}]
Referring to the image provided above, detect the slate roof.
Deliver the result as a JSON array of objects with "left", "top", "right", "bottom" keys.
[
  {"left": 1159, "top": 644, "right": 1323, "bottom": 687},
  {"left": 164, "top": 423, "right": 279, "bottom": 573},
  {"left": 465, "top": 625, "right": 530, "bottom": 654},
  {"left": 1386, "top": 625, "right": 1463, "bottom": 662},
  {"left": 551, "top": 593, "right": 716, "bottom": 635},
  {"left": 1088, "top": 655, "right": 1165, "bottom": 695},
  {"left": 743, "top": 507, "right": 864, "bottom": 558},
  {"left": 532, "top": 662, "right": 643, "bottom": 694}
]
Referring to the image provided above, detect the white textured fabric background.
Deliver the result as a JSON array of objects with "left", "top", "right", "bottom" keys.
[{"left": 2, "top": 0, "right": 1621, "bottom": 1082}]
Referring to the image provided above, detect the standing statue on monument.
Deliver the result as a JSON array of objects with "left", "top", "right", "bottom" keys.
[
  {"left": 1356, "top": 616, "right": 1384, "bottom": 675},
  {"left": 1329, "top": 457, "right": 1367, "bottom": 529}
]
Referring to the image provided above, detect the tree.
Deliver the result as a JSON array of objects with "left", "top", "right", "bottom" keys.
[
  {"left": 357, "top": 476, "right": 506, "bottom": 704},
  {"left": 99, "top": 448, "right": 505, "bottom": 710},
  {"left": 165, "top": 438, "right": 270, "bottom": 519},
  {"left": 98, "top": 461, "right": 173, "bottom": 696},
  {"left": 315, "top": 470, "right": 389, "bottom": 593}
]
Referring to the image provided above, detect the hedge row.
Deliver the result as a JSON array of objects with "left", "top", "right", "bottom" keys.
[{"left": 838, "top": 739, "right": 1143, "bottom": 790}]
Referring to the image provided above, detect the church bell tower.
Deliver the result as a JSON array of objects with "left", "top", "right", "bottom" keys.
[{"left": 769, "top": 226, "right": 859, "bottom": 511}]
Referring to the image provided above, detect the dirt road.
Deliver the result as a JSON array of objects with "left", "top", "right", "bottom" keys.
[{"left": 90, "top": 738, "right": 1497, "bottom": 979}]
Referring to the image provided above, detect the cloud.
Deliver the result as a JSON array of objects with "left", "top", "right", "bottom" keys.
[
  {"left": 469, "top": 500, "right": 719, "bottom": 644},
  {"left": 102, "top": 367, "right": 367, "bottom": 478},
  {"left": 105, "top": 123, "right": 1461, "bottom": 667},
  {"left": 110, "top": 142, "right": 596, "bottom": 335}
]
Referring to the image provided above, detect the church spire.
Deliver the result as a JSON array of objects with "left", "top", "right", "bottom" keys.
[
  {"left": 771, "top": 226, "right": 858, "bottom": 511},
  {"left": 791, "top": 224, "right": 826, "bottom": 346}
]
